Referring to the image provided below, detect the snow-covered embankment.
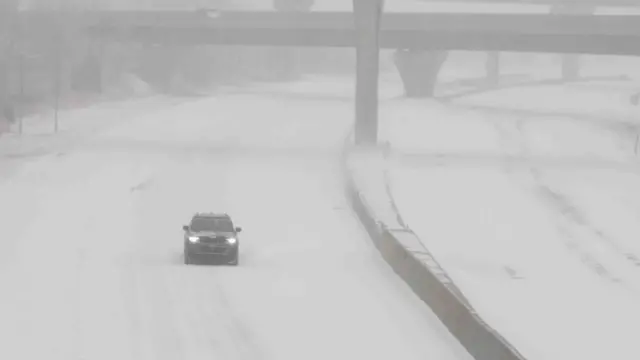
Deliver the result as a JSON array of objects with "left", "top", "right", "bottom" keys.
[{"left": 341, "top": 139, "right": 526, "bottom": 360}]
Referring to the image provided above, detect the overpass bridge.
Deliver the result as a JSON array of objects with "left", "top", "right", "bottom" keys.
[
  {"left": 50, "top": 11, "right": 636, "bottom": 55},
  {"left": 9, "top": 0, "right": 640, "bottom": 144},
  {"left": 419, "top": 0, "right": 640, "bottom": 7}
]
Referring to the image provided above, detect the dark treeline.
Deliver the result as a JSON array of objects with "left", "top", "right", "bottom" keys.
[{"left": 0, "top": 0, "right": 356, "bottom": 125}]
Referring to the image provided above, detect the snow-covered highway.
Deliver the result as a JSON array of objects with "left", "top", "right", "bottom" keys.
[
  {"left": 0, "top": 87, "right": 471, "bottom": 360},
  {"left": 370, "top": 81, "right": 640, "bottom": 359}
]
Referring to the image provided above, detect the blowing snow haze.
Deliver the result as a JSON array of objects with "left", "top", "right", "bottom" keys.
[{"left": 1, "top": 1, "right": 640, "bottom": 360}]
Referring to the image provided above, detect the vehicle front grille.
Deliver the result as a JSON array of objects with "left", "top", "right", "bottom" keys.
[{"left": 200, "top": 236, "right": 226, "bottom": 244}]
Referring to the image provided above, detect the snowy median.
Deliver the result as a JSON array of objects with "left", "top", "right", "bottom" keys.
[
  {"left": 346, "top": 81, "right": 640, "bottom": 360},
  {"left": 342, "top": 142, "right": 525, "bottom": 360}
]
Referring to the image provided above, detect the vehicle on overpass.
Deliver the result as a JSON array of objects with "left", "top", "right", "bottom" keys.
[{"left": 183, "top": 212, "right": 242, "bottom": 265}]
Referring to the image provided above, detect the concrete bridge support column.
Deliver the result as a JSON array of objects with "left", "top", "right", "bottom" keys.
[
  {"left": 551, "top": 5, "right": 594, "bottom": 81},
  {"left": 353, "top": 0, "right": 383, "bottom": 146},
  {"left": 486, "top": 51, "right": 500, "bottom": 85},
  {"left": 393, "top": 49, "right": 448, "bottom": 98}
]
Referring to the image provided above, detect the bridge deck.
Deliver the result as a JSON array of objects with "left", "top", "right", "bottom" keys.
[{"left": 15, "top": 10, "right": 640, "bottom": 55}]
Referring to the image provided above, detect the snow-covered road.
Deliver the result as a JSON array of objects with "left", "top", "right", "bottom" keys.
[
  {"left": 374, "top": 81, "right": 640, "bottom": 359},
  {"left": 0, "top": 89, "right": 471, "bottom": 360}
]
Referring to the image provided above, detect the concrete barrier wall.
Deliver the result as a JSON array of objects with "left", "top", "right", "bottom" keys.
[{"left": 341, "top": 140, "right": 527, "bottom": 360}]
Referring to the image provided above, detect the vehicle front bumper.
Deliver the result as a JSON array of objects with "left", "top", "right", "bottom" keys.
[{"left": 185, "top": 242, "right": 237, "bottom": 258}]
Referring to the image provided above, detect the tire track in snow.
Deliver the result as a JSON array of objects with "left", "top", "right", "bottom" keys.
[
  {"left": 211, "top": 283, "right": 267, "bottom": 360},
  {"left": 474, "top": 115, "right": 534, "bottom": 282},
  {"left": 533, "top": 171, "right": 640, "bottom": 269},
  {"left": 485, "top": 105, "right": 640, "bottom": 294},
  {"left": 532, "top": 177, "right": 622, "bottom": 284},
  {"left": 491, "top": 113, "right": 621, "bottom": 283}
]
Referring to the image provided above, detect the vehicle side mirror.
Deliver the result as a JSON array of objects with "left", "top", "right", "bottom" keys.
[
  {"left": 182, "top": 225, "right": 189, "bottom": 231},
  {"left": 235, "top": 227, "right": 242, "bottom": 233}
]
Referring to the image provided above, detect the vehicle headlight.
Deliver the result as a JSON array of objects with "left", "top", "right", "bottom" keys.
[
  {"left": 226, "top": 237, "right": 237, "bottom": 244},
  {"left": 188, "top": 236, "right": 200, "bottom": 243}
]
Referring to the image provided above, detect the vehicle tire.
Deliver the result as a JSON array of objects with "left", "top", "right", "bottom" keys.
[
  {"left": 184, "top": 252, "right": 191, "bottom": 265},
  {"left": 228, "top": 250, "right": 239, "bottom": 266}
]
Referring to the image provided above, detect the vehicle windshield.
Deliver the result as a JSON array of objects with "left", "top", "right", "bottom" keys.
[{"left": 190, "top": 217, "right": 234, "bottom": 232}]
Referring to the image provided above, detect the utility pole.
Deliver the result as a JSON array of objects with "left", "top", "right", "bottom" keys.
[
  {"left": 353, "top": 0, "right": 383, "bottom": 146},
  {"left": 18, "top": 51, "right": 24, "bottom": 134},
  {"left": 0, "top": 0, "right": 19, "bottom": 130},
  {"left": 53, "top": 6, "right": 63, "bottom": 133},
  {"left": 54, "top": 54, "right": 60, "bottom": 134}
]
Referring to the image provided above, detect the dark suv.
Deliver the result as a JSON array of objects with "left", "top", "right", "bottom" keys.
[{"left": 182, "top": 213, "right": 242, "bottom": 265}]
